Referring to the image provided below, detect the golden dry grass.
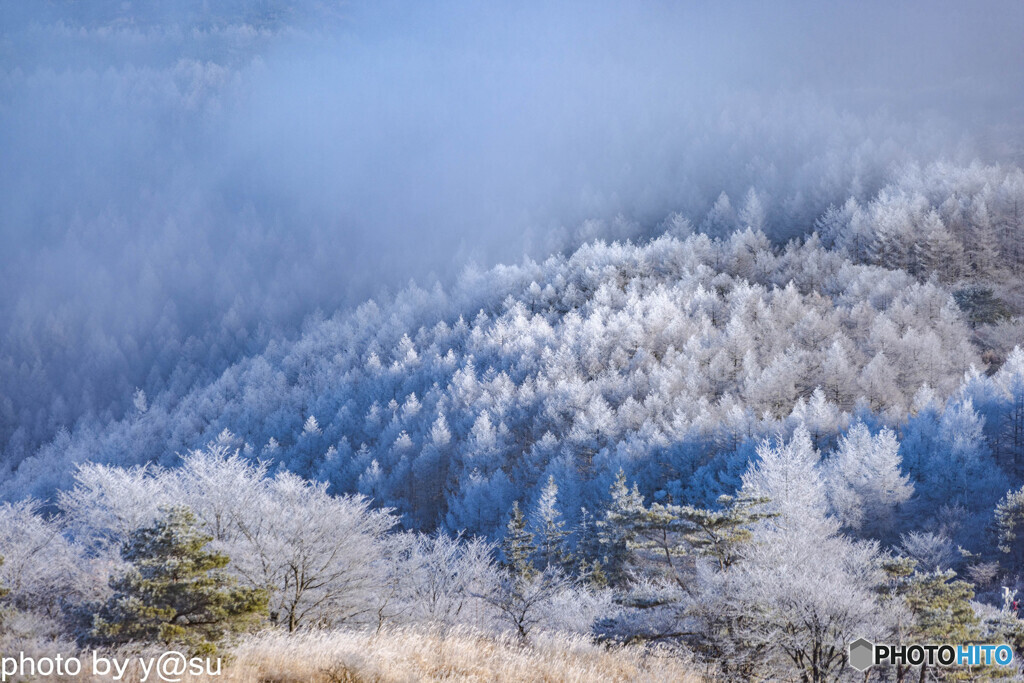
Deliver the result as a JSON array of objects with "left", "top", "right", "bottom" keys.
[{"left": 55, "top": 629, "right": 700, "bottom": 682}]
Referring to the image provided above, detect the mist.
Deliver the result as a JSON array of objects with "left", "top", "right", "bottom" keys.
[{"left": 1, "top": 0, "right": 1023, "bottom": 464}]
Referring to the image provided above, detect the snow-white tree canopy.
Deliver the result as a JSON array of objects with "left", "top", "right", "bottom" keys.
[{"left": 5, "top": 228, "right": 985, "bottom": 539}]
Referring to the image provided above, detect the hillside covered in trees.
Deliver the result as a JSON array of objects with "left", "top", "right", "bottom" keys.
[
  {"left": 3, "top": 160, "right": 1024, "bottom": 680},
  {"left": 5, "top": 1, "right": 1024, "bottom": 681}
]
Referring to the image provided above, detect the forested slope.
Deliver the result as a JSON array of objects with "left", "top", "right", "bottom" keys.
[
  {"left": 4, "top": 163, "right": 1022, "bottom": 552},
  {"left": 7, "top": 1, "right": 1024, "bottom": 679}
]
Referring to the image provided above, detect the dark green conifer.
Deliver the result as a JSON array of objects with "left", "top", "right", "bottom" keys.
[
  {"left": 501, "top": 501, "right": 537, "bottom": 580},
  {"left": 675, "top": 494, "right": 774, "bottom": 570},
  {"left": 93, "top": 506, "right": 267, "bottom": 655},
  {"left": 879, "top": 558, "right": 985, "bottom": 682}
]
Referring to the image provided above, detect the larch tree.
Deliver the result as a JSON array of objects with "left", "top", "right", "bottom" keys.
[
  {"left": 992, "top": 349, "right": 1024, "bottom": 474},
  {"left": 486, "top": 500, "right": 593, "bottom": 640},
  {"left": 824, "top": 422, "right": 913, "bottom": 537},
  {"left": 737, "top": 428, "right": 894, "bottom": 683},
  {"left": 531, "top": 476, "right": 572, "bottom": 572},
  {"left": 994, "top": 484, "right": 1024, "bottom": 570}
]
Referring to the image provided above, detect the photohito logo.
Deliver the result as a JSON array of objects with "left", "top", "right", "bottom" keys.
[{"left": 848, "top": 638, "right": 1014, "bottom": 671}]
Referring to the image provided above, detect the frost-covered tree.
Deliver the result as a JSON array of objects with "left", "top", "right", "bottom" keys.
[
  {"left": 501, "top": 502, "right": 536, "bottom": 580},
  {"left": 58, "top": 462, "right": 175, "bottom": 551},
  {"left": 735, "top": 428, "right": 894, "bottom": 682},
  {"left": 994, "top": 484, "right": 1024, "bottom": 570},
  {"left": 899, "top": 531, "right": 959, "bottom": 572},
  {"left": 229, "top": 474, "right": 397, "bottom": 631},
  {"left": 174, "top": 432, "right": 268, "bottom": 543},
  {"left": 480, "top": 568, "right": 573, "bottom": 640},
  {"left": 61, "top": 436, "right": 400, "bottom": 632},
  {"left": 702, "top": 192, "right": 736, "bottom": 238},
  {"left": 531, "top": 476, "right": 571, "bottom": 571},
  {"left": 596, "top": 471, "right": 649, "bottom": 586},
  {"left": 728, "top": 525, "right": 888, "bottom": 682},
  {"left": 487, "top": 500, "right": 608, "bottom": 639},
  {"left": 824, "top": 422, "right": 912, "bottom": 536},
  {"left": 990, "top": 348, "right": 1024, "bottom": 473},
  {"left": 738, "top": 188, "right": 767, "bottom": 233},
  {"left": 0, "top": 500, "right": 89, "bottom": 619},
  {"left": 741, "top": 426, "right": 827, "bottom": 532},
  {"left": 900, "top": 394, "right": 1004, "bottom": 529},
  {"left": 676, "top": 494, "right": 774, "bottom": 571},
  {"left": 394, "top": 532, "right": 498, "bottom": 631}
]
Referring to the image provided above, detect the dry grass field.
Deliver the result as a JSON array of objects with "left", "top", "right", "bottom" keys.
[{"left": 44, "top": 629, "right": 699, "bottom": 683}]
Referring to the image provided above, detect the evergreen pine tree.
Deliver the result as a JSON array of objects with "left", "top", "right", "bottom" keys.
[
  {"left": 879, "top": 558, "right": 983, "bottom": 682},
  {"left": 92, "top": 506, "right": 268, "bottom": 655},
  {"left": 675, "top": 494, "right": 774, "bottom": 570},
  {"left": 574, "top": 507, "right": 608, "bottom": 587},
  {"left": 501, "top": 501, "right": 537, "bottom": 580},
  {"left": 904, "top": 571, "right": 981, "bottom": 681},
  {"left": 596, "top": 470, "right": 645, "bottom": 585},
  {"left": 600, "top": 471, "right": 771, "bottom": 585}
]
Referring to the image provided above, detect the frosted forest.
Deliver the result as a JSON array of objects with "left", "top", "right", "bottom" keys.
[{"left": 3, "top": 2, "right": 1024, "bottom": 681}]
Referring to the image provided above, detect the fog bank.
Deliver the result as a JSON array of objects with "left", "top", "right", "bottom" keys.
[{"left": 1, "top": 0, "right": 1022, "bottom": 461}]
